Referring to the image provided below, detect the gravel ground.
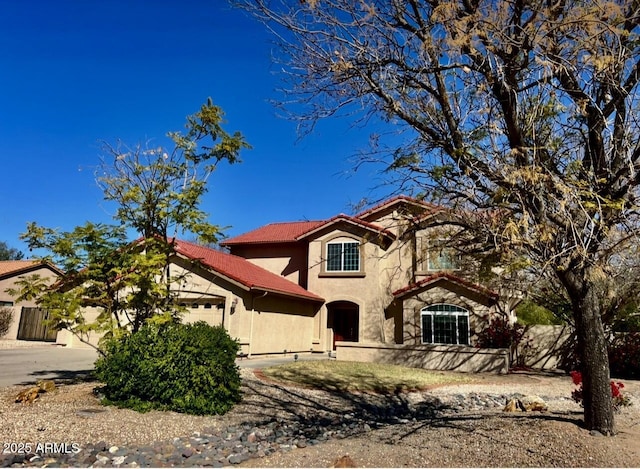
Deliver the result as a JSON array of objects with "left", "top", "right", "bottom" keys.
[{"left": 1, "top": 368, "right": 639, "bottom": 467}]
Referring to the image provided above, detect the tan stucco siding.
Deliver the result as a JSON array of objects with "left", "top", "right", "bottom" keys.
[
  {"left": 246, "top": 310, "right": 314, "bottom": 355},
  {"left": 227, "top": 244, "right": 309, "bottom": 287}
]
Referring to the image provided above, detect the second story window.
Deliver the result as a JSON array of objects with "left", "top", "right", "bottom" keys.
[
  {"left": 327, "top": 241, "right": 360, "bottom": 272},
  {"left": 416, "top": 236, "right": 460, "bottom": 272},
  {"left": 428, "top": 246, "right": 459, "bottom": 271}
]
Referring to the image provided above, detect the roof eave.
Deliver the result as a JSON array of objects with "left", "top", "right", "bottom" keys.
[
  {"left": 250, "top": 286, "right": 325, "bottom": 303},
  {"left": 393, "top": 274, "right": 499, "bottom": 303}
]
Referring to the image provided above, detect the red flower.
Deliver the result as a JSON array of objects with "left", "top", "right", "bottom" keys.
[{"left": 570, "top": 370, "right": 582, "bottom": 385}]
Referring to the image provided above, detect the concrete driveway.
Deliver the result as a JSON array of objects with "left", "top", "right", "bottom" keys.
[
  {"left": 0, "top": 345, "right": 99, "bottom": 387},
  {"left": 0, "top": 343, "right": 331, "bottom": 387}
]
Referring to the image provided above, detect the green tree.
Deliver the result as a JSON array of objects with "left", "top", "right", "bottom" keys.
[
  {"left": 13, "top": 100, "right": 250, "bottom": 345},
  {"left": 239, "top": 0, "right": 640, "bottom": 434},
  {"left": 0, "top": 241, "right": 24, "bottom": 261}
]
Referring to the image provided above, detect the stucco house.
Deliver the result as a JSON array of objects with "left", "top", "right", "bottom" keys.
[
  {"left": 217, "top": 195, "right": 514, "bottom": 372},
  {"left": 7, "top": 196, "right": 515, "bottom": 372},
  {"left": 0, "top": 260, "right": 62, "bottom": 342}
]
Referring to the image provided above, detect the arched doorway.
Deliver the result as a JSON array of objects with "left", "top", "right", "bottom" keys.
[{"left": 327, "top": 301, "right": 359, "bottom": 350}]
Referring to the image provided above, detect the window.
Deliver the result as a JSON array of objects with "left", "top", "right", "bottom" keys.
[
  {"left": 421, "top": 304, "right": 469, "bottom": 345},
  {"left": 416, "top": 237, "right": 459, "bottom": 272},
  {"left": 0, "top": 301, "right": 13, "bottom": 307},
  {"left": 428, "top": 247, "right": 459, "bottom": 271},
  {"left": 326, "top": 241, "right": 360, "bottom": 272}
]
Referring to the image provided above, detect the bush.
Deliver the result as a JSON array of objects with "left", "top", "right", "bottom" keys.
[
  {"left": 476, "top": 315, "right": 524, "bottom": 349},
  {"left": 95, "top": 321, "right": 241, "bottom": 415},
  {"left": 0, "top": 307, "right": 13, "bottom": 337},
  {"left": 569, "top": 370, "right": 631, "bottom": 412},
  {"left": 608, "top": 332, "right": 640, "bottom": 380},
  {"left": 516, "top": 300, "right": 564, "bottom": 325}
]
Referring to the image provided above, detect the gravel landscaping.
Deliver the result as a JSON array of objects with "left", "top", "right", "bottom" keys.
[{"left": 1, "top": 368, "right": 639, "bottom": 467}]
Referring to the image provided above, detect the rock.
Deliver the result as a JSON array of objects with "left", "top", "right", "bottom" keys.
[
  {"left": 182, "top": 447, "right": 195, "bottom": 458},
  {"left": 331, "top": 455, "right": 357, "bottom": 467},
  {"left": 521, "top": 395, "right": 548, "bottom": 412},
  {"left": 503, "top": 395, "right": 547, "bottom": 412},
  {"left": 15, "top": 386, "right": 40, "bottom": 404},
  {"left": 36, "top": 379, "right": 56, "bottom": 393}
]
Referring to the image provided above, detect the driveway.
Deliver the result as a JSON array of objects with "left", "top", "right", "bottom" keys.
[{"left": 0, "top": 343, "right": 330, "bottom": 387}]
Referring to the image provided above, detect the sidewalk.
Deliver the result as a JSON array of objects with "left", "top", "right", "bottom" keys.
[{"left": 0, "top": 339, "right": 61, "bottom": 349}]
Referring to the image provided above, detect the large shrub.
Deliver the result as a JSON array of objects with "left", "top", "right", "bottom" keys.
[
  {"left": 515, "top": 300, "right": 563, "bottom": 325},
  {"left": 0, "top": 307, "right": 13, "bottom": 337},
  {"left": 95, "top": 321, "right": 241, "bottom": 415},
  {"left": 476, "top": 315, "right": 524, "bottom": 349},
  {"left": 608, "top": 332, "right": 640, "bottom": 380}
]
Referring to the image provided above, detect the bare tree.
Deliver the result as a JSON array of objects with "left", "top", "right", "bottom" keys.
[{"left": 238, "top": 0, "right": 640, "bottom": 434}]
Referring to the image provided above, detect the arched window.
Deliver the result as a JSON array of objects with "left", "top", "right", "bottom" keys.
[{"left": 421, "top": 304, "right": 469, "bottom": 345}]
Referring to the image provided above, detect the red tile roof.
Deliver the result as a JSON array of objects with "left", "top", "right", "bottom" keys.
[
  {"left": 392, "top": 272, "right": 499, "bottom": 301},
  {"left": 173, "top": 239, "right": 324, "bottom": 302},
  {"left": 220, "top": 221, "right": 326, "bottom": 245},
  {"left": 297, "top": 214, "right": 395, "bottom": 242},
  {"left": 356, "top": 195, "right": 437, "bottom": 220},
  {"left": 220, "top": 196, "right": 432, "bottom": 246}
]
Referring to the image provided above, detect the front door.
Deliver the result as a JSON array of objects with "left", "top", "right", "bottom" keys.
[{"left": 327, "top": 301, "right": 359, "bottom": 350}]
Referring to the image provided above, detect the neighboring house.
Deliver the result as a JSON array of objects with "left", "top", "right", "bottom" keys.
[{"left": 0, "top": 260, "right": 62, "bottom": 342}]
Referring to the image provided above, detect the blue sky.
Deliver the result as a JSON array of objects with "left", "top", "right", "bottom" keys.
[{"left": 0, "top": 0, "right": 396, "bottom": 257}]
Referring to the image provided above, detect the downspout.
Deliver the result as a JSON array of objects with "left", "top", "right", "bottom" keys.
[{"left": 249, "top": 291, "right": 268, "bottom": 357}]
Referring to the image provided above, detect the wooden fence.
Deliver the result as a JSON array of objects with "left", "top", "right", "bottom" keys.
[{"left": 16, "top": 307, "right": 57, "bottom": 342}]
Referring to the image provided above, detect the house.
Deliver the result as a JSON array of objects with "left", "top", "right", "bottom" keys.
[
  {"left": 0, "top": 260, "right": 62, "bottom": 342},
  {"left": 11, "top": 196, "right": 514, "bottom": 372},
  {"left": 219, "top": 196, "right": 513, "bottom": 372}
]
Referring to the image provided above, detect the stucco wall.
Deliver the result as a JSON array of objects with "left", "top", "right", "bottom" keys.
[
  {"left": 336, "top": 341, "right": 509, "bottom": 374},
  {"left": 228, "top": 243, "right": 309, "bottom": 287},
  {"left": 517, "top": 325, "right": 573, "bottom": 370}
]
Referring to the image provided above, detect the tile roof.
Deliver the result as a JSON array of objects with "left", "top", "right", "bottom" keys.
[
  {"left": 392, "top": 272, "right": 499, "bottom": 301},
  {"left": 173, "top": 239, "right": 324, "bottom": 303},
  {"left": 0, "top": 260, "right": 61, "bottom": 278},
  {"left": 220, "top": 221, "right": 326, "bottom": 245},
  {"left": 355, "top": 195, "right": 437, "bottom": 220},
  {"left": 296, "top": 214, "right": 395, "bottom": 241}
]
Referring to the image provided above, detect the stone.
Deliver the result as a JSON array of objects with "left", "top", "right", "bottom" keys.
[
  {"left": 503, "top": 395, "right": 548, "bottom": 412},
  {"left": 182, "top": 447, "right": 195, "bottom": 458},
  {"left": 520, "top": 395, "right": 548, "bottom": 412},
  {"left": 331, "top": 455, "right": 357, "bottom": 468},
  {"left": 36, "top": 379, "right": 56, "bottom": 393},
  {"left": 15, "top": 386, "right": 40, "bottom": 404}
]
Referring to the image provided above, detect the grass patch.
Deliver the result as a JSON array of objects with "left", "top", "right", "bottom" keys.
[{"left": 260, "top": 360, "right": 474, "bottom": 394}]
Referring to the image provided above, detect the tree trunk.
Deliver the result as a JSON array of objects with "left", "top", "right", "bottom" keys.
[{"left": 561, "top": 269, "right": 615, "bottom": 434}]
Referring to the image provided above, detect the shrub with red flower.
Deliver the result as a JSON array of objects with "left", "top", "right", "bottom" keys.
[{"left": 570, "top": 370, "right": 631, "bottom": 411}]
